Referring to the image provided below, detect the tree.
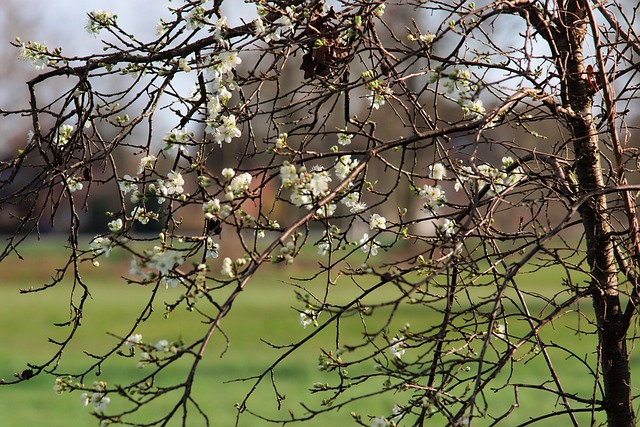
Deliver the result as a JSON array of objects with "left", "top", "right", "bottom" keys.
[{"left": 2, "top": 0, "right": 640, "bottom": 426}]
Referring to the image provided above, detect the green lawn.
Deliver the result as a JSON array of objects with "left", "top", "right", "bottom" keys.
[{"left": 0, "top": 237, "right": 637, "bottom": 426}]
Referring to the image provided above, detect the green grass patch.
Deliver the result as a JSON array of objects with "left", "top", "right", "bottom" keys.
[{"left": 0, "top": 237, "right": 637, "bottom": 426}]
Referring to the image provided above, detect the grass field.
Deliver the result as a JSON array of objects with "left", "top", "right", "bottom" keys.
[{"left": 0, "top": 237, "right": 638, "bottom": 426}]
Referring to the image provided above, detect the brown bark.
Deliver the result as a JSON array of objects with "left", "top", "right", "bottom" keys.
[{"left": 562, "top": 2, "right": 634, "bottom": 426}]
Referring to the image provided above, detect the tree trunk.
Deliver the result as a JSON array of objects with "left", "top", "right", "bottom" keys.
[{"left": 562, "top": 2, "right": 634, "bottom": 426}]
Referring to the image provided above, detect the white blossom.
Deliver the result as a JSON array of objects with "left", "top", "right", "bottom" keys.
[
  {"left": 359, "top": 233, "right": 380, "bottom": 256},
  {"left": 54, "top": 124, "right": 74, "bottom": 146},
  {"left": 368, "top": 86, "right": 393, "bottom": 110},
  {"left": 80, "top": 392, "right": 110, "bottom": 413},
  {"left": 337, "top": 131, "right": 352, "bottom": 146},
  {"left": 222, "top": 168, "right": 235, "bottom": 180},
  {"left": 502, "top": 156, "right": 515, "bottom": 167},
  {"left": 154, "top": 339, "right": 170, "bottom": 352},
  {"left": 107, "top": 219, "right": 123, "bottom": 232},
  {"left": 454, "top": 166, "right": 473, "bottom": 192},
  {"left": 65, "top": 177, "right": 83, "bottom": 193},
  {"left": 462, "top": 98, "right": 485, "bottom": 119},
  {"left": 85, "top": 9, "right": 113, "bottom": 35},
  {"left": 209, "top": 114, "right": 241, "bottom": 145},
  {"left": 137, "top": 155, "right": 157, "bottom": 174},
  {"left": 162, "top": 128, "right": 191, "bottom": 154},
  {"left": 419, "top": 33, "right": 436, "bottom": 44},
  {"left": 299, "top": 308, "right": 318, "bottom": 329},
  {"left": 216, "top": 51, "right": 242, "bottom": 74},
  {"left": 308, "top": 171, "right": 331, "bottom": 197},
  {"left": 341, "top": 191, "right": 365, "bottom": 212},
  {"left": 420, "top": 184, "right": 447, "bottom": 215},
  {"left": 164, "top": 171, "right": 185, "bottom": 195},
  {"left": 131, "top": 206, "right": 155, "bottom": 225},
  {"left": 18, "top": 40, "right": 51, "bottom": 69},
  {"left": 389, "top": 336, "right": 406, "bottom": 359},
  {"left": 203, "top": 198, "right": 221, "bottom": 219},
  {"left": 280, "top": 162, "right": 298, "bottom": 187},
  {"left": 440, "top": 218, "right": 456, "bottom": 237},
  {"left": 334, "top": 155, "right": 358, "bottom": 180},
  {"left": 369, "top": 213, "right": 387, "bottom": 230},
  {"left": 119, "top": 175, "right": 138, "bottom": 195},
  {"left": 186, "top": 6, "right": 207, "bottom": 30},
  {"left": 221, "top": 257, "right": 234, "bottom": 278},
  {"left": 90, "top": 236, "right": 114, "bottom": 257},
  {"left": 206, "top": 237, "right": 219, "bottom": 259},
  {"left": 429, "top": 162, "right": 447, "bottom": 180},
  {"left": 149, "top": 248, "right": 184, "bottom": 276},
  {"left": 316, "top": 204, "right": 336, "bottom": 218},
  {"left": 178, "top": 58, "right": 191, "bottom": 73},
  {"left": 124, "top": 334, "right": 142, "bottom": 351},
  {"left": 317, "top": 241, "right": 330, "bottom": 256},
  {"left": 228, "top": 172, "right": 252, "bottom": 195}
]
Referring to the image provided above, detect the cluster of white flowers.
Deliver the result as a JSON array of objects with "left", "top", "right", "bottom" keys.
[
  {"left": 454, "top": 157, "right": 525, "bottom": 196},
  {"left": 64, "top": 177, "right": 83, "bottom": 193},
  {"left": 341, "top": 191, "right": 366, "bottom": 213},
  {"left": 131, "top": 206, "right": 157, "bottom": 225},
  {"left": 254, "top": 6, "right": 295, "bottom": 42},
  {"left": 299, "top": 307, "right": 319, "bottom": 329},
  {"left": 279, "top": 240, "right": 297, "bottom": 264},
  {"left": 280, "top": 162, "right": 332, "bottom": 209},
  {"left": 274, "top": 132, "right": 288, "bottom": 150},
  {"left": 337, "top": 128, "right": 353, "bottom": 146},
  {"left": 461, "top": 98, "right": 486, "bottom": 120},
  {"left": 107, "top": 218, "right": 123, "bottom": 232},
  {"left": 186, "top": 5, "right": 207, "bottom": 30},
  {"left": 225, "top": 171, "right": 252, "bottom": 201},
  {"left": 152, "top": 171, "right": 185, "bottom": 204},
  {"left": 315, "top": 203, "right": 337, "bottom": 219},
  {"left": 90, "top": 236, "right": 114, "bottom": 257},
  {"left": 359, "top": 233, "right": 380, "bottom": 257},
  {"left": 137, "top": 155, "right": 157, "bottom": 175},
  {"left": 124, "top": 333, "right": 143, "bottom": 351},
  {"left": 17, "top": 39, "right": 51, "bottom": 69},
  {"left": 202, "top": 198, "right": 221, "bottom": 219},
  {"left": 370, "top": 417, "right": 389, "bottom": 427},
  {"left": 429, "top": 162, "right": 447, "bottom": 180},
  {"left": 162, "top": 128, "right": 192, "bottom": 154},
  {"left": 54, "top": 124, "right": 74, "bottom": 146},
  {"left": 208, "top": 113, "right": 241, "bottom": 146},
  {"left": 408, "top": 32, "right": 436, "bottom": 44},
  {"left": 369, "top": 213, "right": 387, "bottom": 230},
  {"left": 334, "top": 155, "right": 359, "bottom": 181},
  {"left": 53, "top": 377, "right": 72, "bottom": 395},
  {"left": 420, "top": 184, "right": 447, "bottom": 216},
  {"left": 220, "top": 257, "right": 234, "bottom": 278},
  {"left": 203, "top": 48, "right": 242, "bottom": 145},
  {"left": 206, "top": 237, "right": 220, "bottom": 259},
  {"left": 149, "top": 247, "right": 184, "bottom": 276},
  {"left": 389, "top": 336, "right": 406, "bottom": 359},
  {"left": 431, "top": 67, "right": 485, "bottom": 119},
  {"left": 368, "top": 85, "right": 393, "bottom": 110},
  {"left": 85, "top": 9, "right": 114, "bottom": 35},
  {"left": 195, "top": 263, "right": 207, "bottom": 287},
  {"left": 80, "top": 382, "right": 110, "bottom": 413},
  {"left": 119, "top": 174, "right": 138, "bottom": 196},
  {"left": 440, "top": 218, "right": 456, "bottom": 237}
]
